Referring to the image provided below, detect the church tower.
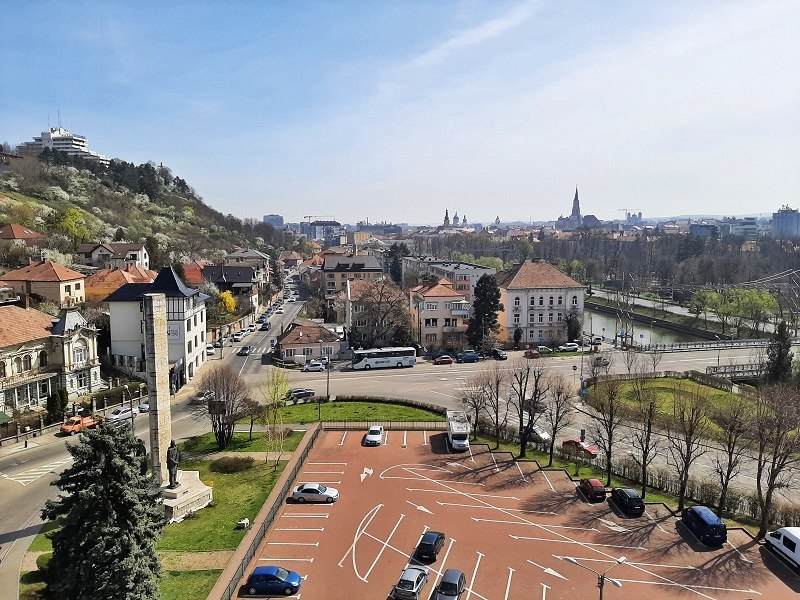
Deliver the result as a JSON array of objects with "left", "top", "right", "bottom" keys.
[
  {"left": 443, "top": 209, "right": 450, "bottom": 227},
  {"left": 571, "top": 187, "right": 581, "bottom": 220},
  {"left": 462, "top": 214, "right": 468, "bottom": 227},
  {"left": 495, "top": 215, "right": 500, "bottom": 226},
  {"left": 453, "top": 212, "right": 460, "bottom": 226}
]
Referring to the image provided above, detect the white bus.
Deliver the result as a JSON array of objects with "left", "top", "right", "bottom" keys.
[
  {"left": 351, "top": 347, "right": 416, "bottom": 370},
  {"left": 446, "top": 410, "right": 470, "bottom": 451}
]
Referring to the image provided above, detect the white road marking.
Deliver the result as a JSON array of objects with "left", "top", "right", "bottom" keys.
[
  {"left": 726, "top": 539, "right": 752, "bottom": 563},
  {"left": 504, "top": 567, "right": 514, "bottom": 600},
  {"left": 282, "top": 514, "right": 329, "bottom": 519},
  {"left": 540, "top": 470, "right": 556, "bottom": 493},
  {"left": 473, "top": 518, "right": 597, "bottom": 531},
  {"left": 527, "top": 559, "right": 568, "bottom": 580},
  {"left": 553, "top": 556, "right": 699, "bottom": 571},
  {"left": 303, "top": 471, "right": 344, "bottom": 474},
  {"left": 403, "top": 430, "right": 407, "bottom": 447},
  {"left": 468, "top": 443, "right": 475, "bottom": 462},
  {"left": 644, "top": 509, "right": 668, "bottom": 533},
  {"left": 423, "top": 430, "right": 428, "bottom": 446},
  {"left": 598, "top": 518, "right": 629, "bottom": 533},
  {"left": 465, "top": 551, "right": 484, "bottom": 600},
  {"left": 274, "top": 528, "right": 324, "bottom": 532},
  {"left": 390, "top": 476, "right": 485, "bottom": 485},
  {"left": 258, "top": 557, "right": 314, "bottom": 562},
  {"left": 436, "top": 502, "right": 556, "bottom": 515},
  {"left": 431, "top": 390, "right": 460, "bottom": 399},
  {"left": 1, "top": 457, "right": 73, "bottom": 486},
  {"left": 309, "top": 481, "right": 340, "bottom": 484},
  {"left": 339, "top": 431, "right": 347, "bottom": 445},
  {"left": 362, "top": 514, "right": 405, "bottom": 581},
  {"left": 405, "top": 500, "right": 433, "bottom": 514},
  {"left": 384, "top": 430, "right": 389, "bottom": 445},
  {"left": 360, "top": 467, "right": 373, "bottom": 482},
  {"left": 541, "top": 583, "right": 551, "bottom": 600},
  {"left": 489, "top": 451, "right": 500, "bottom": 473},
  {"left": 515, "top": 461, "right": 527, "bottom": 482},
  {"left": 267, "top": 542, "right": 319, "bottom": 546},
  {"left": 338, "top": 504, "right": 383, "bottom": 570},
  {"left": 511, "top": 535, "right": 645, "bottom": 550},
  {"left": 407, "top": 488, "right": 518, "bottom": 500},
  {"left": 308, "top": 462, "right": 347, "bottom": 465},
  {"left": 613, "top": 579, "right": 761, "bottom": 594},
  {"left": 432, "top": 538, "right": 456, "bottom": 588}
]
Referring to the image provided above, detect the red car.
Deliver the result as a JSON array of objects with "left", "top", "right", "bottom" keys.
[
  {"left": 578, "top": 478, "right": 606, "bottom": 501},
  {"left": 561, "top": 438, "right": 599, "bottom": 459},
  {"left": 434, "top": 355, "right": 453, "bottom": 365},
  {"left": 523, "top": 349, "right": 541, "bottom": 359}
]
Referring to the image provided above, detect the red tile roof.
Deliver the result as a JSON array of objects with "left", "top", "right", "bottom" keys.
[
  {"left": 0, "top": 306, "right": 54, "bottom": 346},
  {"left": 495, "top": 260, "right": 581, "bottom": 290},
  {"left": 0, "top": 223, "right": 44, "bottom": 240},
  {"left": 85, "top": 265, "right": 158, "bottom": 288},
  {"left": 1, "top": 260, "right": 84, "bottom": 282}
]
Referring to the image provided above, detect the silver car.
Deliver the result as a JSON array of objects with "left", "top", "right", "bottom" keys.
[
  {"left": 391, "top": 566, "right": 429, "bottom": 600},
  {"left": 291, "top": 483, "right": 339, "bottom": 504}
]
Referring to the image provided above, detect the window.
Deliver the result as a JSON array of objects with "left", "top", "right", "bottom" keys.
[
  {"left": 513, "top": 315, "right": 520, "bottom": 324},
  {"left": 303, "top": 347, "right": 313, "bottom": 356},
  {"left": 186, "top": 318, "right": 191, "bottom": 332},
  {"left": 549, "top": 296, "right": 554, "bottom": 306},
  {"left": 514, "top": 296, "right": 521, "bottom": 307},
  {"left": 539, "top": 296, "right": 544, "bottom": 306},
  {"left": 444, "top": 318, "right": 457, "bottom": 327},
  {"left": 194, "top": 314, "right": 198, "bottom": 326},
  {"left": 783, "top": 537, "right": 797, "bottom": 553},
  {"left": 548, "top": 313, "right": 554, "bottom": 323},
  {"left": 39, "top": 351, "right": 47, "bottom": 366},
  {"left": 356, "top": 319, "right": 368, "bottom": 327},
  {"left": 40, "top": 381, "right": 49, "bottom": 396},
  {"left": 557, "top": 313, "right": 562, "bottom": 322},
  {"left": 528, "top": 330, "right": 535, "bottom": 338},
  {"left": 425, "top": 302, "right": 438, "bottom": 310},
  {"left": 572, "top": 295, "right": 578, "bottom": 306},
  {"left": 284, "top": 348, "right": 295, "bottom": 357},
  {"left": 0, "top": 361, "right": 4, "bottom": 378},
  {"left": 538, "top": 330, "right": 543, "bottom": 339},
  {"left": 558, "top": 296, "right": 563, "bottom": 305},
  {"left": 424, "top": 318, "right": 439, "bottom": 327},
  {"left": 75, "top": 282, "right": 81, "bottom": 290},
  {"left": 23, "top": 355, "right": 32, "bottom": 371},
  {"left": 425, "top": 333, "right": 438, "bottom": 342},
  {"left": 77, "top": 371, "right": 89, "bottom": 388},
  {"left": 188, "top": 340, "right": 193, "bottom": 353},
  {"left": 538, "top": 314, "right": 544, "bottom": 323},
  {"left": 201, "top": 331, "right": 205, "bottom": 342},
  {"left": 530, "top": 297, "right": 536, "bottom": 306},
  {"left": 529, "top": 313, "right": 535, "bottom": 322}
]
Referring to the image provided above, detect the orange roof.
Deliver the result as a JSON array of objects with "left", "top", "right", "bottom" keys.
[
  {"left": 411, "top": 280, "right": 465, "bottom": 300},
  {"left": 1, "top": 260, "right": 84, "bottom": 283},
  {"left": 183, "top": 260, "right": 209, "bottom": 285},
  {"left": 0, "top": 223, "right": 44, "bottom": 240},
  {"left": 85, "top": 265, "right": 158, "bottom": 288},
  {"left": 0, "top": 306, "right": 54, "bottom": 346},
  {"left": 279, "top": 322, "right": 339, "bottom": 346},
  {"left": 495, "top": 260, "right": 581, "bottom": 290}
]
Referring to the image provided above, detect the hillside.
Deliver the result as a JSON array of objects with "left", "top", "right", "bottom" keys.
[{"left": 0, "top": 150, "right": 303, "bottom": 268}]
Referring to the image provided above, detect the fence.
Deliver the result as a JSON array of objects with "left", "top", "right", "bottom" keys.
[{"left": 637, "top": 338, "right": 770, "bottom": 352}]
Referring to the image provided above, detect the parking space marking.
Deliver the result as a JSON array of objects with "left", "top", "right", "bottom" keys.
[
  {"left": 489, "top": 452, "right": 500, "bottom": 473},
  {"left": 338, "top": 503, "right": 383, "bottom": 570},
  {"left": 407, "top": 488, "right": 518, "bottom": 500},
  {"left": 437, "top": 501, "right": 556, "bottom": 515},
  {"left": 526, "top": 559, "right": 568, "bottom": 580},
  {"left": 310, "top": 481, "right": 340, "bottom": 484},
  {"left": 504, "top": 567, "right": 515, "bottom": 600},
  {"left": 308, "top": 462, "right": 347, "bottom": 465},
  {"left": 468, "top": 443, "right": 475, "bottom": 462},
  {"left": 362, "top": 513, "right": 405, "bottom": 582},
  {"left": 282, "top": 514, "right": 329, "bottom": 519},
  {"left": 384, "top": 430, "right": 389, "bottom": 445},
  {"left": 267, "top": 541, "right": 319, "bottom": 546},
  {"left": 302, "top": 471, "right": 344, "bottom": 474},
  {"left": 431, "top": 538, "right": 456, "bottom": 589},
  {"left": 259, "top": 557, "right": 314, "bottom": 562},
  {"left": 339, "top": 431, "right": 347, "bottom": 445},
  {"left": 423, "top": 431, "right": 428, "bottom": 446},
  {"left": 515, "top": 461, "right": 527, "bottom": 482},
  {"left": 473, "top": 517, "right": 598, "bottom": 532},
  {"left": 644, "top": 509, "right": 668, "bottom": 533},
  {"left": 275, "top": 528, "right": 325, "bottom": 532},
  {"left": 402, "top": 431, "right": 407, "bottom": 447},
  {"left": 613, "top": 579, "right": 762, "bottom": 595},
  {"left": 554, "top": 556, "right": 699, "bottom": 571},
  {"left": 540, "top": 470, "right": 556, "bottom": 493},
  {"left": 510, "top": 535, "right": 646, "bottom": 551},
  {"left": 465, "top": 551, "right": 486, "bottom": 600}
]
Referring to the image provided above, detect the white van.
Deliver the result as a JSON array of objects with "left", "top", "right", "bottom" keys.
[{"left": 766, "top": 527, "right": 800, "bottom": 567}]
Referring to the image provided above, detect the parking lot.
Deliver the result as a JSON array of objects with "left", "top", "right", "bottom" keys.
[{"left": 244, "top": 429, "right": 800, "bottom": 599}]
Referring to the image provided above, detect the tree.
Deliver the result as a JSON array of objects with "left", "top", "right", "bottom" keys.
[
  {"left": 460, "top": 377, "right": 487, "bottom": 441},
  {"left": 754, "top": 385, "right": 800, "bottom": 538},
  {"left": 242, "top": 397, "right": 267, "bottom": 442},
  {"left": 478, "top": 364, "right": 507, "bottom": 448},
  {"left": 196, "top": 365, "right": 251, "bottom": 450},
  {"left": 589, "top": 380, "right": 626, "bottom": 487},
  {"left": 710, "top": 396, "right": 752, "bottom": 517},
  {"left": 219, "top": 290, "right": 236, "bottom": 314},
  {"left": 466, "top": 274, "right": 503, "bottom": 350},
  {"left": 666, "top": 385, "right": 711, "bottom": 511},
  {"left": 42, "top": 424, "right": 163, "bottom": 600},
  {"left": 387, "top": 243, "right": 410, "bottom": 285},
  {"left": 764, "top": 320, "right": 793, "bottom": 384},
  {"left": 512, "top": 327, "right": 523, "bottom": 349},
  {"left": 564, "top": 308, "right": 582, "bottom": 343},
  {"left": 348, "top": 279, "right": 411, "bottom": 348},
  {"left": 629, "top": 373, "right": 659, "bottom": 499},
  {"left": 508, "top": 361, "right": 548, "bottom": 458},
  {"left": 543, "top": 375, "right": 572, "bottom": 467},
  {"left": 46, "top": 388, "right": 69, "bottom": 424},
  {"left": 259, "top": 367, "right": 289, "bottom": 425}
]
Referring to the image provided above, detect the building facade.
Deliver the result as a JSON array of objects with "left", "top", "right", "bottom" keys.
[
  {"left": 400, "top": 256, "right": 495, "bottom": 304},
  {"left": 84, "top": 265, "right": 158, "bottom": 303},
  {"left": 75, "top": 242, "right": 150, "bottom": 270},
  {"left": 105, "top": 267, "right": 208, "bottom": 391},
  {"left": 17, "top": 127, "right": 110, "bottom": 165},
  {"left": 263, "top": 214, "right": 285, "bottom": 228},
  {"left": 495, "top": 260, "right": 584, "bottom": 346},
  {"left": 0, "top": 307, "right": 103, "bottom": 412},
  {"left": 223, "top": 249, "right": 271, "bottom": 293},
  {"left": 409, "top": 279, "right": 470, "bottom": 350},
  {"left": 772, "top": 207, "right": 800, "bottom": 239},
  {"left": 276, "top": 321, "right": 339, "bottom": 363},
  {"left": 323, "top": 254, "right": 383, "bottom": 303},
  {"left": 1, "top": 260, "right": 85, "bottom": 307}
]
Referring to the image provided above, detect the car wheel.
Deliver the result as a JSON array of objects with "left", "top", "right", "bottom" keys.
[
  {"left": 297, "top": 496, "right": 305, "bottom": 503},
  {"left": 248, "top": 587, "right": 257, "bottom": 595},
  {"left": 396, "top": 362, "right": 402, "bottom": 368},
  {"left": 364, "top": 364, "right": 371, "bottom": 370},
  {"left": 326, "top": 496, "right": 334, "bottom": 503},
  {"left": 283, "top": 588, "right": 293, "bottom": 595}
]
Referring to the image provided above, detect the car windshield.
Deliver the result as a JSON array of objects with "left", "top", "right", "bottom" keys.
[
  {"left": 397, "top": 578, "right": 415, "bottom": 590},
  {"left": 315, "top": 484, "right": 327, "bottom": 493},
  {"left": 274, "top": 567, "right": 289, "bottom": 581},
  {"left": 369, "top": 428, "right": 381, "bottom": 435},
  {"left": 439, "top": 582, "right": 458, "bottom": 594},
  {"left": 112, "top": 409, "right": 122, "bottom": 415}
]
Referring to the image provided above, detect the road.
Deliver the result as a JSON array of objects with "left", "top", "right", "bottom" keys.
[{"left": 0, "top": 294, "right": 777, "bottom": 595}]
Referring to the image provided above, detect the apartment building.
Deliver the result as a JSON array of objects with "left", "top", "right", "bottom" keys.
[
  {"left": 410, "top": 279, "right": 470, "bottom": 350},
  {"left": 17, "top": 127, "right": 110, "bottom": 165},
  {"left": 75, "top": 242, "right": 150, "bottom": 270},
  {"left": 1, "top": 260, "right": 85, "bottom": 307},
  {"left": 322, "top": 254, "right": 383, "bottom": 302},
  {"left": 400, "top": 256, "right": 495, "bottom": 303}
]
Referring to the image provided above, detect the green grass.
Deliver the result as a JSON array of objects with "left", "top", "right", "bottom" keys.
[
  {"left": 19, "top": 571, "right": 46, "bottom": 600},
  {"left": 27, "top": 519, "right": 61, "bottom": 552},
  {"left": 160, "top": 570, "right": 223, "bottom": 600},
  {"left": 181, "top": 430, "right": 303, "bottom": 454},
  {"left": 157, "top": 458, "right": 284, "bottom": 552},
  {"left": 278, "top": 401, "right": 445, "bottom": 425}
]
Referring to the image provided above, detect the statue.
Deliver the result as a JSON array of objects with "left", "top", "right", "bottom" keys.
[
  {"left": 166, "top": 439, "right": 181, "bottom": 488},
  {"left": 133, "top": 438, "right": 148, "bottom": 477}
]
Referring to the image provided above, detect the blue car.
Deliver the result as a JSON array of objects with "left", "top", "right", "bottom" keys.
[
  {"left": 241, "top": 565, "right": 302, "bottom": 596},
  {"left": 456, "top": 351, "right": 480, "bottom": 363}
]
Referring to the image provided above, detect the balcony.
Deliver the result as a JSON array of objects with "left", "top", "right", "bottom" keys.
[
  {"left": 0, "top": 365, "right": 61, "bottom": 391},
  {"left": 68, "top": 357, "right": 99, "bottom": 371},
  {"left": 450, "top": 301, "right": 470, "bottom": 317}
]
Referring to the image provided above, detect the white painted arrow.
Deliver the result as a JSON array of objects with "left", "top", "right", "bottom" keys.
[
  {"left": 360, "top": 467, "right": 373, "bottom": 482},
  {"left": 445, "top": 461, "right": 468, "bottom": 469},
  {"left": 598, "top": 518, "right": 628, "bottom": 533},
  {"left": 526, "top": 559, "right": 567, "bottom": 580},
  {"left": 405, "top": 500, "right": 433, "bottom": 514}
]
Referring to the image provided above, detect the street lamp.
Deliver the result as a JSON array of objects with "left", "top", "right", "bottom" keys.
[
  {"left": 123, "top": 384, "right": 135, "bottom": 436},
  {"left": 562, "top": 556, "right": 626, "bottom": 600}
]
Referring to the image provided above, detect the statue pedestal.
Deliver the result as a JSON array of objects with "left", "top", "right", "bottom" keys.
[{"left": 162, "top": 470, "right": 213, "bottom": 523}]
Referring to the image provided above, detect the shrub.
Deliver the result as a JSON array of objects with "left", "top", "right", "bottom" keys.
[
  {"left": 36, "top": 552, "right": 52, "bottom": 574},
  {"left": 210, "top": 456, "right": 255, "bottom": 473}
]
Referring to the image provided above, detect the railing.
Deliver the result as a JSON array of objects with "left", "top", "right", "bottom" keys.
[
  {"left": 0, "top": 365, "right": 61, "bottom": 391},
  {"left": 321, "top": 420, "right": 447, "bottom": 431},
  {"left": 637, "top": 338, "right": 774, "bottom": 352},
  {"left": 706, "top": 364, "right": 763, "bottom": 378}
]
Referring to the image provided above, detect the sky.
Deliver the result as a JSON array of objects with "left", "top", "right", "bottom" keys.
[{"left": 2, "top": 1, "right": 799, "bottom": 225}]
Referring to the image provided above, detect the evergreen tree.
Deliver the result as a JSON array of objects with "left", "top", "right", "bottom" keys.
[
  {"left": 764, "top": 320, "right": 793, "bottom": 384},
  {"left": 46, "top": 387, "right": 69, "bottom": 423},
  {"left": 42, "top": 425, "right": 164, "bottom": 600},
  {"left": 466, "top": 274, "right": 503, "bottom": 350}
]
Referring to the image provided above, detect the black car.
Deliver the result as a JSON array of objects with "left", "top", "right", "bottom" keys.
[
  {"left": 433, "top": 569, "right": 466, "bottom": 599},
  {"left": 416, "top": 531, "right": 445, "bottom": 561},
  {"left": 259, "top": 322, "right": 271, "bottom": 331},
  {"left": 490, "top": 348, "right": 508, "bottom": 360},
  {"left": 237, "top": 345, "right": 252, "bottom": 356},
  {"left": 610, "top": 488, "right": 645, "bottom": 516},
  {"left": 287, "top": 387, "right": 315, "bottom": 400}
]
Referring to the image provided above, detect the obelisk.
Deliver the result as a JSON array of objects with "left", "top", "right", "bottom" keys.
[{"left": 142, "top": 293, "right": 172, "bottom": 486}]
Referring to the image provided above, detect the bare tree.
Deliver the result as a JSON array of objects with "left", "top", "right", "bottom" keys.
[
  {"left": 648, "top": 347, "right": 664, "bottom": 374},
  {"left": 508, "top": 360, "right": 549, "bottom": 458},
  {"left": 589, "top": 380, "right": 626, "bottom": 486},
  {"left": 348, "top": 278, "right": 413, "bottom": 348},
  {"left": 710, "top": 395, "right": 752, "bottom": 517},
  {"left": 621, "top": 349, "right": 641, "bottom": 376},
  {"left": 242, "top": 397, "right": 267, "bottom": 442},
  {"left": 587, "top": 354, "right": 611, "bottom": 380},
  {"left": 629, "top": 375, "right": 660, "bottom": 499},
  {"left": 754, "top": 385, "right": 800, "bottom": 538},
  {"left": 543, "top": 375, "right": 573, "bottom": 467},
  {"left": 258, "top": 367, "right": 290, "bottom": 425},
  {"left": 196, "top": 365, "right": 251, "bottom": 450},
  {"left": 460, "top": 377, "right": 487, "bottom": 441},
  {"left": 666, "top": 384, "right": 711, "bottom": 511},
  {"left": 479, "top": 364, "right": 508, "bottom": 449}
]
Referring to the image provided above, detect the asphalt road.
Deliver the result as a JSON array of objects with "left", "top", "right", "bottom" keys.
[{"left": 0, "top": 296, "right": 778, "bottom": 596}]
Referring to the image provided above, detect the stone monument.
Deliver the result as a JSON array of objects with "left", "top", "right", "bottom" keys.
[{"left": 142, "top": 293, "right": 212, "bottom": 522}]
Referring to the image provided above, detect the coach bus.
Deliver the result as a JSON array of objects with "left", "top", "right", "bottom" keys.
[{"left": 351, "top": 347, "right": 417, "bottom": 370}]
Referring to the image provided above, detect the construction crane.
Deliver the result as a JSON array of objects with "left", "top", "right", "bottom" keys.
[{"left": 303, "top": 215, "right": 334, "bottom": 223}]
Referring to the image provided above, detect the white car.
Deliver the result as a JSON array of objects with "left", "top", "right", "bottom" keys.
[
  {"left": 138, "top": 401, "right": 150, "bottom": 413},
  {"left": 291, "top": 483, "right": 340, "bottom": 503},
  {"left": 206, "top": 344, "right": 216, "bottom": 356},
  {"left": 107, "top": 406, "right": 137, "bottom": 421},
  {"left": 276, "top": 308, "right": 285, "bottom": 314},
  {"left": 557, "top": 342, "right": 580, "bottom": 352},
  {"left": 232, "top": 332, "right": 243, "bottom": 342},
  {"left": 364, "top": 425, "right": 384, "bottom": 446},
  {"left": 302, "top": 361, "right": 325, "bottom": 372}
]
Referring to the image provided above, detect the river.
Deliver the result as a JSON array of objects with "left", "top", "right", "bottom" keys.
[{"left": 584, "top": 308, "right": 704, "bottom": 345}]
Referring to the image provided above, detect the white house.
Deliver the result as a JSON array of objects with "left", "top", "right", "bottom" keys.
[
  {"left": 75, "top": 242, "right": 150, "bottom": 270},
  {"left": 105, "top": 267, "right": 208, "bottom": 391},
  {"left": 495, "top": 260, "right": 584, "bottom": 347}
]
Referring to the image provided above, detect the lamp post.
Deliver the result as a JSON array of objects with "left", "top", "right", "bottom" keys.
[
  {"left": 602, "top": 327, "right": 605, "bottom": 342},
  {"left": 123, "top": 384, "right": 135, "bottom": 437},
  {"left": 562, "top": 556, "right": 626, "bottom": 600}
]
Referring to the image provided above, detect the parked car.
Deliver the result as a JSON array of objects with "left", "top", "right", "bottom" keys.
[
  {"left": 287, "top": 297, "right": 296, "bottom": 302},
  {"left": 189, "top": 390, "right": 214, "bottom": 405},
  {"left": 241, "top": 565, "right": 302, "bottom": 597},
  {"left": 562, "top": 438, "right": 599, "bottom": 459},
  {"left": 138, "top": 401, "right": 150, "bottom": 413},
  {"left": 433, "top": 569, "right": 467, "bottom": 600},
  {"left": 302, "top": 361, "right": 325, "bottom": 372},
  {"left": 291, "top": 483, "right": 339, "bottom": 503},
  {"left": 537, "top": 346, "right": 554, "bottom": 354},
  {"left": 237, "top": 345, "right": 252, "bottom": 356},
  {"left": 256, "top": 315, "right": 267, "bottom": 323},
  {"left": 592, "top": 356, "right": 610, "bottom": 367},
  {"left": 592, "top": 336, "right": 603, "bottom": 344},
  {"left": 610, "top": 488, "right": 645, "bottom": 516},
  {"left": 106, "top": 406, "right": 137, "bottom": 422},
  {"left": 434, "top": 355, "right": 453, "bottom": 365},
  {"left": 529, "top": 425, "right": 551, "bottom": 444},
  {"left": 206, "top": 344, "right": 216, "bottom": 356},
  {"left": 557, "top": 342, "right": 580, "bottom": 352},
  {"left": 232, "top": 332, "right": 244, "bottom": 342},
  {"left": 489, "top": 348, "right": 507, "bottom": 360},
  {"left": 213, "top": 338, "right": 225, "bottom": 348},
  {"left": 287, "top": 387, "right": 315, "bottom": 400},
  {"left": 578, "top": 478, "right": 606, "bottom": 501},
  {"left": 523, "top": 349, "right": 541, "bottom": 359},
  {"left": 276, "top": 308, "right": 285, "bottom": 314},
  {"left": 681, "top": 506, "right": 727, "bottom": 547},
  {"left": 456, "top": 351, "right": 480, "bottom": 363},
  {"left": 316, "top": 355, "right": 330, "bottom": 365},
  {"left": 390, "top": 565, "right": 430, "bottom": 600},
  {"left": 416, "top": 531, "right": 445, "bottom": 561},
  {"left": 364, "top": 425, "right": 384, "bottom": 446}
]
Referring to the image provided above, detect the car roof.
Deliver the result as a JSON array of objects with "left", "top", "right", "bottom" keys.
[
  {"left": 421, "top": 531, "right": 443, "bottom": 542},
  {"left": 616, "top": 488, "right": 640, "bottom": 498},
  {"left": 585, "top": 478, "right": 603, "bottom": 486},
  {"left": 441, "top": 568, "right": 463, "bottom": 582},
  {"left": 401, "top": 566, "right": 427, "bottom": 579},
  {"left": 252, "top": 565, "right": 281, "bottom": 576}
]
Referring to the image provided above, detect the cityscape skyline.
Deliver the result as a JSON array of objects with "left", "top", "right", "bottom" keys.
[{"left": 3, "top": 1, "right": 799, "bottom": 225}]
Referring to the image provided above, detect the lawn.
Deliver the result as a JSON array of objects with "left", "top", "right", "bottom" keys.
[
  {"left": 27, "top": 519, "right": 61, "bottom": 552},
  {"left": 181, "top": 430, "right": 303, "bottom": 454},
  {"left": 278, "top": 400, "right": 445, "bottom": 425},
  {"left": 160, "top": 570, "right": 223, "bottom": 600},
  {"left": 19, "top": 571, "right": 46, "bottom": 600},
  {"left": 157, "top": 458, "right": 284, "bottom": 551}
]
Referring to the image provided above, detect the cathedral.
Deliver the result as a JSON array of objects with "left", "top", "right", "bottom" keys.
[{"left": 442, "top": 209, "right": 468, "bottom": 228}]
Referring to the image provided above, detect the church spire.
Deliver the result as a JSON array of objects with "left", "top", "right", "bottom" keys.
[
  {"left": 571, "top": 187, "right": 581, "bottom": 219},
  {"left": 443, "top": 209, "right": 450, "bottom": 227}
]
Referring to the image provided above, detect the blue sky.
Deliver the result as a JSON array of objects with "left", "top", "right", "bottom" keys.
[{"left": 3, "top": 1, "right": 799, "bottom": 225}]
